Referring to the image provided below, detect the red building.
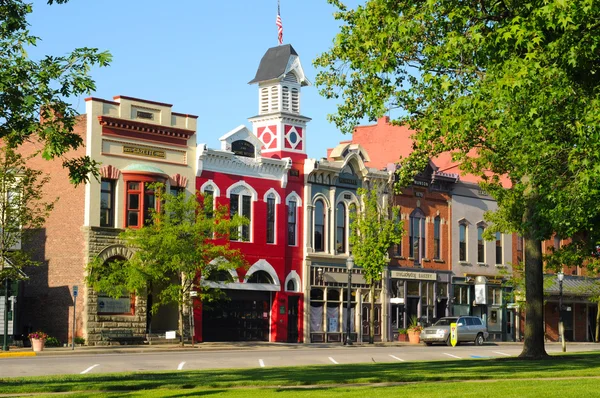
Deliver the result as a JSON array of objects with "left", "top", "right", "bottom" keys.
[{"left": 195, "top": 44, "right": 309, "bottom": 342}]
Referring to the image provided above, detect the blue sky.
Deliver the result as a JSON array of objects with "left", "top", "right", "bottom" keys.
[{"left": 29, "top": 0, "right": 365, "bottom": 159}]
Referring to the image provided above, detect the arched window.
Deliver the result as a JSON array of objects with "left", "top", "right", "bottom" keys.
[
  {"left": 336, "top": 203, "right": 346, "bottom": 253},
  {"left": 266, "top": 193, "right": 276, "bottom": 244},
  {"left": 287, "top": 279, "right": 297, "bottom": 292},
  {"left": 495, "top": 232, "right": 503, "bottom": 265},
  {"left": 459, "top": 223, "right": 468, "bottom": 262},
  {"left": 314, "top": 199, "right": 326, "bottom": 252},
  {"left": 433, "top": 216, "right": 441, "bottom": 260},
  {"left": 247, "top": 271, "right": 274, "bottom": 284},
  {"left": 409, "top": 209, "right": 426, "bottom": 263},
  {"left": 477, "top": 225, "right": 485, "bottom": 263}
]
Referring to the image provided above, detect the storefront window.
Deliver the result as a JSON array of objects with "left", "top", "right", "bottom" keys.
[{"left": 407, "top": 281, "right": 420, "bottom": 296}]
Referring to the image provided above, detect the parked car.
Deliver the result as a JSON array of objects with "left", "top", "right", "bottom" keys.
[{"left": 420, "top": 316, "right": 489, "bottom": 346}]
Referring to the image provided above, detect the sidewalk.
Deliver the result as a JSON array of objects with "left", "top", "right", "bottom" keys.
[{"left": 1, "top": 340, "right": 595, "bottom": 358}]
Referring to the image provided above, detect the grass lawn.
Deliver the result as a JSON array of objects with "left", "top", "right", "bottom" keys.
[{"left": 1, "top": 352, "right": 600, "bottom": 397}]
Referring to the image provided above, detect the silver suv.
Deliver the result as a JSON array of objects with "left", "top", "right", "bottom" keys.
[{"left": 420, "top": 316, "right": 489, "bottom": 346}]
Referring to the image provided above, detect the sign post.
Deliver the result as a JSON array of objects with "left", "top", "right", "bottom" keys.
[
  {"left": 450, "top": 322, "right": 458, "bottom": 347},
  {"left": 72, "top": 286, "right": 78, "bottom": 350}
]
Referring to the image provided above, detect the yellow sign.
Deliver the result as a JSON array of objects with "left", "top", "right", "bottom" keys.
[
  {"left": 450, "top": 323, "right": 458, "bottom": 347},
  {"left": 123, "top": 145, "right": 166, "bottom": 159}
]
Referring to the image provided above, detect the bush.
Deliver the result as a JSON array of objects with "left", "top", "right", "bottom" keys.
[
  {"left": 44, "top": 336, "right": 61, "bottom": 347},
  {"left": 74, "top": 337, "right": 85, "bottom": 345},
  {"left": 398, "top": 328, "right": 407, "bottom": 335}
]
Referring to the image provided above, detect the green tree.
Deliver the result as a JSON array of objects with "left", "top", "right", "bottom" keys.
[
  {"left": 0, "top": 145, "right": 54, "bottom": 281},
  {"left": 86, "top": 184, "right": 247, "bottom": 346},
  {"left": 349, "top": 183, "right": 402, "bottom": 344},
  {"left": 315, "top": 0, "right": 600, "bottom": 358},
  {"left": 1, "top": 0, "right": 111, "bottom": 185}
]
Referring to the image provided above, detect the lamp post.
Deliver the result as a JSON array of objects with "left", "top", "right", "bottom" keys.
[
  {"left": 345, "top": 256, "right": 354, "bottom": 346},
  {"left": 557, "top": 271, "right": 566, "bottom": 352}
]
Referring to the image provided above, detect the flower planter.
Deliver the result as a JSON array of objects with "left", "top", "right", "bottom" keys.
[
  {"left": 398, "top": 333, "right": 408, "bottom": 342},
  {"left": 407, "top": 331, "right": 421, "bottom": 344},
  {"left": 31, "top": 338, "right": 45, "bottom": 352}
]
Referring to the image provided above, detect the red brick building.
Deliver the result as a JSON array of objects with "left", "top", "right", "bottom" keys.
[{"left": 195, "top": 44, "right": 308, "bottom": 343}]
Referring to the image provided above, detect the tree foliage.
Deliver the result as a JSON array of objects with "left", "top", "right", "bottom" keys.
[
  {"left": 1, "top": 0, "right": 111, "bottom": 185},
  {"left": 0, "top": 145, "right": 54, "bottom": 281},
  {"left": 349, "top": 183, "right": 402, "bottom": 343},
  {"left": 86, "top": 184, "right": 247, "bottom": 346},
  {"left": 315, "top": 0, "right": 600, "bottom": 358}
]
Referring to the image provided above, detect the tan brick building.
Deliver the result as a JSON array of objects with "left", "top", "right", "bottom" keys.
[{"left": 18, "top": 96, "right": 197, "bottom": 344}]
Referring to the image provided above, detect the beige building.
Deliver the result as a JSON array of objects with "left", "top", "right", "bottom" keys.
[{"left": 20, "top": 95, "right": 197, "bottom": 345}]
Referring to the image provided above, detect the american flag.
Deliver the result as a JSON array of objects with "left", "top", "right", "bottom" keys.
[{"left": 276, "top": 2, "right": 283, "bottom": 45}]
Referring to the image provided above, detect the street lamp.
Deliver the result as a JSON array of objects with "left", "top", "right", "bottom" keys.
[
  {"left": 557, "top": 271, "right": 566, "bottom": 352},
  {"left": 345, "top": 255, "right": 354, "bottom": 346}
]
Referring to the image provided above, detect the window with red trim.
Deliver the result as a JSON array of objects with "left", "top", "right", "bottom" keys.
[{"left": 126, "top": 181, "right": 158, "bottom": 228}]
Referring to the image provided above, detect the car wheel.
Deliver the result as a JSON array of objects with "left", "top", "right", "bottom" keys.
[
  {"left": 475, "top": 333, "right": 484, "bottom": 346},
  {"left": 425, "top": 342, "right": 433, "bottom": 346}
]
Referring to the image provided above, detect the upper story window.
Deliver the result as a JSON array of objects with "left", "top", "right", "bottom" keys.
[
  {"left": 266, "top": 194, "right": 276, "bottom": 244},
  {"left": 433, "top": 216, "right": 441, "bottom": 260},
  {"left": 393, "top": 211, "right": 402, "bottom": 257},
  {"left": 314, "top": 199, "right": 326, "bottom": 252},
  {"left": 477, "top": 225, "right": 485, "bottom": 263},
  {"left": 495, "top": 232, "right": 503, "bottom": 265},
  {"left": 409, "top": 208, "right": 425, "bottom": 262},
  {"left": 288, "top": 200, "right": 297, "bottom": 246},
  {"left": 459, "top": 223, "right": 467, "bottom": 262},
  {"left": 554, "top": 235, "right": 561, "bottom": 250},
  {"left": 517, "top": 235, "right": 524, "bottom": 251},
  {"left": 230, "top": 193, "right": 251, "bottom": 241},
  {"left": 227, "top": 182, "right": 256, "bottom": 242},
  {"left": 100, "top": 179, "right": 115, "bottom": 227},
  {"left": 336, "top": 202, "right": 346, "bottom": 254},
  {"left": 126, "top": 181, "right": 157, "bottom": 228}
]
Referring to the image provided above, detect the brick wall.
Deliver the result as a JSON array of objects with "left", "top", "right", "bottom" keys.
[{"left": 18, "top": 116, "right": 86, "bottom": 343}]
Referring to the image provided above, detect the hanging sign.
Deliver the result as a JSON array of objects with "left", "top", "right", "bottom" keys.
[{"left": 450, "top": 322, "right": 458, "bottom": 347}]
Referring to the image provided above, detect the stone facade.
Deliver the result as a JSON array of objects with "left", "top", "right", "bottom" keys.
[{"left": 83, "top": 226, "right": 146, "bottom": 345}]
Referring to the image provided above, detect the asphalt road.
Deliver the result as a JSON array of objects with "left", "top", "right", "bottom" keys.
[{"left": 1, "top": 343, "right": 599, "bottom": 378}]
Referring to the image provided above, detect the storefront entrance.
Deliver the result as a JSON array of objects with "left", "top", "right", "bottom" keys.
[
  {"left": 202, "top": 290, "right": 271, "bottom": 342},
  {"left": 287, "top": 296, "right": 299, "bottom": 343}
]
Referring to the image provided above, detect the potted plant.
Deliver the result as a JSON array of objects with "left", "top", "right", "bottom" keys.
[
  {"left": 28, "top": 331, "right": 48, "bottom": 352},
  {"left": 398, "top": 328, "right": 408, "bottom": 342},
  {"left": 407, "top": 316, "right": 423, "bottom": 344}
]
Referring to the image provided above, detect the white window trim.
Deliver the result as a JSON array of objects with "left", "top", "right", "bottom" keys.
[
  {"left": 312, "top": 194, "right": 330, "bottom": 252},
  {"left": 226, "top": 182, "right": 257, "bottom": 243},
  {"left": 286, "top": 192, "right": 301, "bottom": 247},
  {"left": 284, "top": 270, "right": 301, "bottom": 292},
  {"left": 458, "top": 221, "right": 469, "bottom": 263},
  {"left": 265, "top": 191, "right": 278, "bottom": 245},
  {"left": 476, "top": 222, "right": 486, "bottom": 265},
  {"left": 244, "top": 259, "right": 281, "bottom": 286}
]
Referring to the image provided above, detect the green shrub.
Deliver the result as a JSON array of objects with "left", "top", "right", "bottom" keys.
[
  {"left": 44, "top": 336, "right": 61, "bottom": 347},
  {"left": 74, "top": 337, "right": 85, "bottom": 345}
]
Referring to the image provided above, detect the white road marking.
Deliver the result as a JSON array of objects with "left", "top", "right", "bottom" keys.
[
  {"left": 389, "top": 355, "right": 405, "bottom": 362},
  {"left": 328, "top": 357, "right": 339, "bottom": 364},
  {"left": 443, "top": 353, "right": 461, "bottom": 359},
  {"left": 177, "top": 361, "right": 186, "bottom": 370},
  {"left": 259, "top": 359, "right": 265, "bottom": 367},
  {"left": 494, "top": 351, "right": 511, "bottom": 357},
  {"left": 80, "top": 364, "right": 99, "bottom": 374}
]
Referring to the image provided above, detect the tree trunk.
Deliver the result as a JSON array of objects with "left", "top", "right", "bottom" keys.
[
  {"left": 518, "top": 233, "right": 548, "bottom": 359},
  {"left": 369, "top": 283, "right": 375, "bottom": 344},
  {"left": 178, "top": 302, "right": 185, "bottom": 347}
]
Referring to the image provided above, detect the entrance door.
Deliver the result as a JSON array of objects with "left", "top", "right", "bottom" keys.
[
  {"left": 361, "top": 304, "right": 382, "bottom": 342},
  {"left": 561, "top": 305, "right": 574, "bottom": 341},
  {"left": 287, "top": 296, "right": 299, "bottom": 343},
  {"left": 406, "top": 297, "right": 419, "bottom": 324}
]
